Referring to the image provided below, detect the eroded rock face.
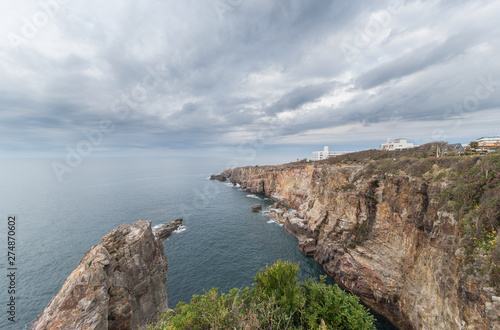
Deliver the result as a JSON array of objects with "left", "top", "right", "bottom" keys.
[
  {"left": 217, "top": 165, "right": 500, "bottom": 330},
  {"left": 30, "top": 220, "right": 168, "bottom": 330},
  {"left": 154, "top": 218, "right": 183, "bottom": 240}
]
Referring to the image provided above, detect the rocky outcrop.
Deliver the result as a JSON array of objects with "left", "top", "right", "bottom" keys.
[
  {"left": 210, "top": 169, "right": 232, "bottom": 181},
  {"left": 154, "top": 218, "right": 184, "bottom": 240},
  {"left": 30, "top": 220, "right": 169, "bottom": 330},
  {"left": 251, "top": 204, "right": 262, "bottom": 212},
  {"left": 215, "top": 164, "right": 500, "bottom": 330}
]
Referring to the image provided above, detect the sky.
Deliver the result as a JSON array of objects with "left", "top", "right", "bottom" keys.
[{"left": 1, "top": 0, "right": 499, "bottom": 162}]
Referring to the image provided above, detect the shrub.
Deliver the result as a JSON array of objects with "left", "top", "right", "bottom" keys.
[
  {"left": 301, "top": 276, "right": 375, "bottom": 330},
  {"left": 148, "top": 260, "right": 376, "bottom": 329}
]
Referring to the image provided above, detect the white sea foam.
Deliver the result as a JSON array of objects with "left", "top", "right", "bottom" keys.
[
  {"left": 152, "top": 224, "right": 186, "bottom": 234},
  {"left": 152, "top": 224, "right": 163, "bottom": 233},
  {"left": 174, "top": 225, "right": 187, "bottom": 233},
  {"left": 246, "top": 194, "right": 261, "bottom": 200}
]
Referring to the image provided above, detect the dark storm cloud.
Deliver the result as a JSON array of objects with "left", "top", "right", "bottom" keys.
[{"left": 266, "top": 82, "right": 336, "bottom": 115}]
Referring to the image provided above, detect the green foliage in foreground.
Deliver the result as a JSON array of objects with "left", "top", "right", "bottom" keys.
[{"left": 148, "top": 260, "right": 375, "bottom": 330}]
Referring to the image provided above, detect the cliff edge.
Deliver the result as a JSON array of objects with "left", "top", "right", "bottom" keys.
[
  {"left": 30, "top": 220, "right": 168, "bottom": 330},
  {"left": 212, "top": 155, "right": 500, "bottom": 329}
]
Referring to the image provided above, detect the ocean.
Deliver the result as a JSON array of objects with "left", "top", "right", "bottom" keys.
[{"left": 0, "top": 158, "right": 395, "bottom": 329}]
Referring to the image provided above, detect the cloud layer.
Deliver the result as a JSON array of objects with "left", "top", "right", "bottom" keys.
[{"left": 1, "top": 0, "right": 499, "bottom": 158}]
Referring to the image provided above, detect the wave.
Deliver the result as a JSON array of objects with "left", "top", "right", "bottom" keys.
[
  {"left": 152, "top": 224, "right": 162, "bottom": 233},
  {"left": 225, "top": 182, "right": 240, "bottom": 188},
  {"left": 246, "top": 194, "right": 261, "bottom": 200},
  {"left": 174, "top": 225, "right": 187, "bottom": 233},
  {"left": 152, "top": 224, "right": 187, "bottom": 234},
  {"left": 266, "top": 219, "right": 284, "bottom": 226}
]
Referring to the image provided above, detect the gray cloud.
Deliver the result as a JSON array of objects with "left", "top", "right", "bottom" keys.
[
  {"left": 355, "top": 33, "right": 479, "bottom": 90},
  {"left": 0, "top": 0, "right": 499, "bottom": 158}
]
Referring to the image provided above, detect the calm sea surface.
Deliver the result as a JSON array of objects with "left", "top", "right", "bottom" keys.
[{"left": 0, "top": 158, "right": 395, "bottom": 329}]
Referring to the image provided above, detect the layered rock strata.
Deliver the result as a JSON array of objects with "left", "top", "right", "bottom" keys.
[
  {"left": 154, "top": 218, "right": 184, "bottom": 240},
  {"left": 212, "top": 164, "right": 500, "bottom": 329},
  {"left": 30, "top": 220, "right": 169, "bottom": 330}
]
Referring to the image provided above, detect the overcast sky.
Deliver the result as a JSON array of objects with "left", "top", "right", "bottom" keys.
[{"left": 1, "top": 0, "right": 499, "bottom": 161}]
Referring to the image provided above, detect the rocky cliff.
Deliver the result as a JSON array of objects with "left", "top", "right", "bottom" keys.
[
  {"left": 30, "top": 220, "right": 169, "bottom": 330},
  {"left": 213, "top": 162, "right": 500, "bottom": 329}
]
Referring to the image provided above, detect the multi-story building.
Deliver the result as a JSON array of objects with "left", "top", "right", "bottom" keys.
[
  {"left": 477, "top": 136, "right": 500, "bottom": 148},
  {"left": 380, "top": 138, "right": 415, "bottom": 151},
  {"left": 311, "top": 146, "right": 351, "bottom": 161}
]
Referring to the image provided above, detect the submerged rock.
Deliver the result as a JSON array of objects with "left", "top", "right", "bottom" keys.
[
  {"left": 30, "top": 220, "right": 169, "bottom": 330},
  {"left": 251, "top": 204, "right": 262, "bottom": 212},
  {"left": 154, "top": 218, "right": 183, "bottom": 239}
]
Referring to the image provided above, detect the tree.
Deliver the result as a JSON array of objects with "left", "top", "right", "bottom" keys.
[{"left": 470, "top": 141, "right": 479, "bottom": 150}]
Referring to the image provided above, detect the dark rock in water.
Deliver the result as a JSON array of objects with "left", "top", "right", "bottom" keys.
[
  {"left": 154, "top": 218, "right": 183, "bottom": 239},
  {"left": 251, "top": 204, "right": 262, "bottom": 212},
  {"left": 30, "top": 220, "right": 169, "bottom": 330},
  {"left": 210, "top": 174, "right": 226, "bottom": 181},
  {"left": 210, "top": 169, "right": 232, "bottom": 181}
]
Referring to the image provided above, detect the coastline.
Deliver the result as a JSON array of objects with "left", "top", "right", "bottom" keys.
[{"left": 211, "top": 158, "right": 500, "bottom": 329}]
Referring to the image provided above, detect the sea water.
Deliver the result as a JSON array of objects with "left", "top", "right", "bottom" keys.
[{"left": 0, "top": 158, "right": 395, "bottom": 329}]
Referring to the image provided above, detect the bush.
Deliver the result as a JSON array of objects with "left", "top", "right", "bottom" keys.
[
  {"left": 148, "top": 260, "right": 376, "bottom": 329},
  {"left": 301, "top": 276, "right": 375, "bottom": 330}
]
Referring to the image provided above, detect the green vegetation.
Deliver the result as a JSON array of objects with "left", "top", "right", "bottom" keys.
[
  {"left": 148, "top": 260, "right": 375, "bottom": 330},
  {"left": 438, "top": 153, "right": 500, "bottom": 289}
]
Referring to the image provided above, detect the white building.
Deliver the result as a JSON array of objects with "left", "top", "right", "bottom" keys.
[
  {"left": 477, "top": 136, "right": 500, "bottom": 148},
  {"left": 311, "top": 146, "right": 351, "bottom": 161},
  {"left": 380, "top": 138, "right": 415, "bottom": 151}
]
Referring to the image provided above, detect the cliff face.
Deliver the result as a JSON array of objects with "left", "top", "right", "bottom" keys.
[
  {"left": 219, "top": 164, "right": 500, "bottom": 329},
  {"left": 30, "top": 220, "right": 168, "bottom": 330}
]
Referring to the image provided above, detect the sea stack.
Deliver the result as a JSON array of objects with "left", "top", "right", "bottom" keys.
[
  {"left": 154, "top": 218, "right": 184, "bottom": 240},
  {"left": 30, "top": 220, "right": 169, "bottom": 330}
]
